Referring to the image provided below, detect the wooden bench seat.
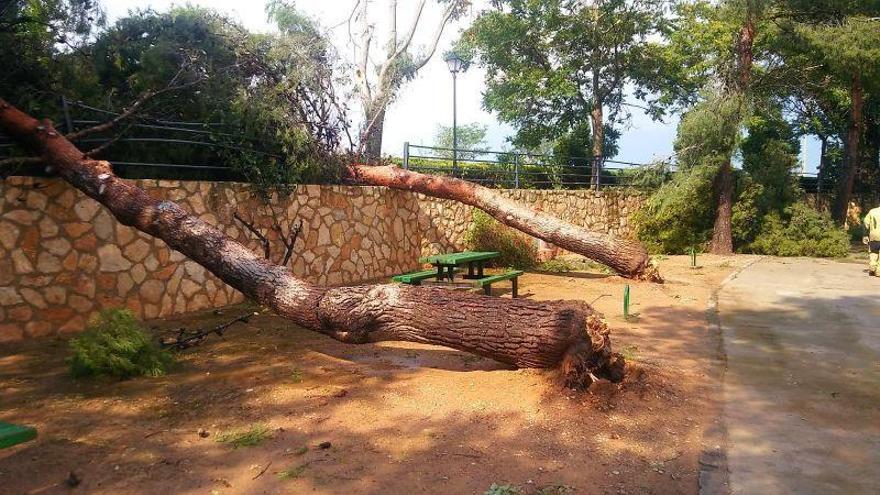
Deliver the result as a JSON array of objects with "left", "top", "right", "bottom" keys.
[
  {"left": 0, "top": 422, "right": 36, "bottom": 449},
  {"left": 392, "top": 267, "right": 523, "bottom": 297},
  {"left": 473, "top": 270, "right": 524, "bottom": 297},
  {"left": 392, "top": 268, "right": 459, "bottom": 285}
]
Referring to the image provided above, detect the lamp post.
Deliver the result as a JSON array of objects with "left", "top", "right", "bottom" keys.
[{"left": 444, "top": 52, "right": 466, "bottom": 176}]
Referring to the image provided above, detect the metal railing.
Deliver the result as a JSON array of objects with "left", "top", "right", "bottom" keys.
[
  {"left": 400, "top": 142, "right": 656, "bottom": 190},
  {"left": 0, "top": 96, "right": 259, "bottom": 181},
  {"left": 400, "top": 142, "right": 830, "bottom": 193}
]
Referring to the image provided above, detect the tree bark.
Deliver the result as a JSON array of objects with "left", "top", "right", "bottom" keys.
[
  {"left": 590, "top": 101, "right": 604, "bottom": 190},
  {"left": 709, "top": 160, "right": 734, "bottom": 254},
  {"left": 709, "top": 3, "right": 755, "bottom": 255},
  {"left": 361, "top": 106, "right": 386, "bottom": 162},
  {"left": 348, "top": 164, "right": 662, "bottom": 282},
  {"left": 0, "top": 98, "right": 623, "bottom": 388},
  {"left": 833, "top": 73, "right": 864, "bottom": 223}
]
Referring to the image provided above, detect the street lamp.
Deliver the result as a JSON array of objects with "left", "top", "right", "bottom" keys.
[{"left": 444, "top": 52, "right": 467, "bottom": 175}]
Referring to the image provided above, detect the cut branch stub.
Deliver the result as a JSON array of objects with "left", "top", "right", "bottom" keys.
[
  {"left": 348, "top": 164, "right": 662, "bottom": 282},
  {"left": 0, "top": 98, "right": 622, "bottom": 388}
]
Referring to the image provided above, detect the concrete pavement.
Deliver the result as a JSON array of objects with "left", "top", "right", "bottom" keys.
[{"left": 718, "top": 257, "right": 880, "bottom": 494}]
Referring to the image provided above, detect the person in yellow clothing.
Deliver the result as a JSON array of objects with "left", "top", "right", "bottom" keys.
[{"left": 864, "top": 206, "right": 880, "bottom": 276}]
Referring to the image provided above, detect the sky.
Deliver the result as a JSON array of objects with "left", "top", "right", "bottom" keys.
[{"left": 103, "top": 0, "right": 819, "bottom": 171}]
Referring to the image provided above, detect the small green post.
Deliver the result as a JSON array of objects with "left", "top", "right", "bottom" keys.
[
  {"left": 623, "top": 284, "right": 630, "bottom": 319},
  {"left": 690, "top": 246, "right": 697, "bottom": 268}
]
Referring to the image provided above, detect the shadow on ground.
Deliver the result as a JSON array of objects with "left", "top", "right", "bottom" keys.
[{"left": 0, "top": 256, "right": 742, "bottom": 495}]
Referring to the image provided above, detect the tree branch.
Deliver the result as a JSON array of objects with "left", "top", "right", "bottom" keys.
[
  {"left": 389, "top": 0, "right": 428, "bottom": 60},
  {"left": 357, "top": 0, "right": 373, "bottom": 103},
  {"left": 66, "top": 64, "right": 206, "bottom": 141},
  {"left": 410, "top": 0, "right": 458, "bottom": 71},
  {"left": 233, "top": 211, "right": 271, "bottom": 260}
]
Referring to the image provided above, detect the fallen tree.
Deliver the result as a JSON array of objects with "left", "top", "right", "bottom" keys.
[
  {"left": 0, "top": 99, "right": 623, "bottom": 388},
  {"left": 348, "top": 164, "right": 662, "bottom": 282}
]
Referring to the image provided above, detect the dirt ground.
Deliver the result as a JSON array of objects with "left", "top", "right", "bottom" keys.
[{"left": 0, "top": 255, "right": 749, "bottom": 495}]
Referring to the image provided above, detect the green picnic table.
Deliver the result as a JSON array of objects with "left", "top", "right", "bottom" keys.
[
  {"left": 419, "top": 251, "right": 500, "bottom": 281},
  {"left": 393, "top": 251, "right": 523, "bottom": 297}
]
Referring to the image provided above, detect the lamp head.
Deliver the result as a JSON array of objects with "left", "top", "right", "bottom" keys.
[{"left": 444, "top": 52, "right": 466, "bottom": 74}]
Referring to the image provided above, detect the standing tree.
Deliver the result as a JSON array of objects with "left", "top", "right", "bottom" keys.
[
  {"left": 641, "top": 0, "right": 770, "bottom": 254},
  {"left": 432, "top": 122, "right": 487, "bottom": 159},
  {"left": 463, "top": 0, "right": 668, "bottom": 187},
  {"left": 785, "top": 15, "right": 880, "bottom": 222},
  {"left": 352, "top": 0, "right": 470, "bottom": 160},
  {"left": 0, "top": 0, "right": 105, "bottom": 115}
]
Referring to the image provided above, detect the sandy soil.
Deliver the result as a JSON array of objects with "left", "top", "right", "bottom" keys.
[{"left": 0, "top": 255, "right": 749, "bottom": 495}]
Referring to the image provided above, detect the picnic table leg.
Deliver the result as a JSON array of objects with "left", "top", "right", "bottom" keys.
[
  {"left": 468, "top": 262, "right": 475, "bottom": 278},
  {"left": 512, "top": 278, "right": 518, "bottom": 298},
  {"left": 435, "top": 265, "right": 444, "bottom": 282},
  {"left": 478, "top": 261, "right": 484, "bottom": 278},
  {"left": 483, "top": 284, "right": 491, "bottom": 296},
  {"left": 447, "top": 265, "right": 456, "bottom": 281}
]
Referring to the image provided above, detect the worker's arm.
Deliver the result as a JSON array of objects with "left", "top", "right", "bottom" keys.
[{"left": 865, "top": 213, "right": 871, "bottom": 245}]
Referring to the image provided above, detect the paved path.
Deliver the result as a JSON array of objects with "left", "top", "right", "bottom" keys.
[{"left": 718, "top": 257, "right": 880, "bottom": 494}]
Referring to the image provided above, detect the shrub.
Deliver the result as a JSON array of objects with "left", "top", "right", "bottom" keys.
[
  {"left": 69, "top": 309, "right": 174, "bottom": 379},
  {"left": 748, "top": 202, "right": 849, "bottom": 257},
  {"left": 537, "top": 257, "right": 611, "bottom": 274},
  {"left": 485, "top": 484, "right": 521, "bottom": 495},
  {"left": 465, "top": 210, "right": 538, "bottom": 269}
]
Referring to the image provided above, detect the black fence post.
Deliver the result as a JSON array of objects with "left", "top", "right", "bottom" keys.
[
  {"left": 60, "top": 96, "right": 73, "bottom": 134},
  {"left": 514, "top": 154, "right": 520, "bottom": 189},
  {"left": 403, "top": 141, "right": 409, "bottom": 170}
]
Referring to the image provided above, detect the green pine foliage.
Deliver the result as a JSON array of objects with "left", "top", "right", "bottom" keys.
[
  {"left": 215, "top": 424, "right": 272, "bottom": 448},
  {"left": 748, "top": 202, "right": 849, "bottom": 257},
  {"left": 633, "top": 162, "right": 718, "bottom": 253},
  {"left": 68, "top": 309, "right": 174, "bottom": 379},
  {"left": 466, "top": 210, "right": 538, "bottom": 269},
  {"left": 633, "top": 95, "right": 746, "bottom": 253}
]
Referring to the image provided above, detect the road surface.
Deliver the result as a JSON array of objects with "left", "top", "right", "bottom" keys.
[{"left": 718, "top": 257, "right": 880, "bottom": 494}]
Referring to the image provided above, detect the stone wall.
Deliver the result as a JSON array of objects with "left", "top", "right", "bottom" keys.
[{"left": 0, "top": 177, "right": 643, "bottom": 342}]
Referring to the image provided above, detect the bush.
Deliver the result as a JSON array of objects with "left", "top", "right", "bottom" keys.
[
  {"left": 465, "top": 210, "right": 538, "bottom": 269},
  {"left": 748, "top": 202, "right": 849, "bottom": 257},
  {"left": 485, "top": 484, "right": 521, "bottom": 495},
  {"left": 68, "top": 309, "right": 174, "bottom": 379},
  {"left": 537, "top": 257, "right": 611, "bottom": 274}
]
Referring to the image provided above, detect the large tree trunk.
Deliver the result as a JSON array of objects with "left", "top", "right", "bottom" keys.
[
  {"left": 709, "top": 161, "right": 734, "bottom": 254},
  {"left": 361, "top": 105, "right": 386, "bottom": 162},
  {"left": 348, "top": 164, "right": 662, "bottom": 282},
  {"left": 0, "top": 99, "right": 622, "bottom": 388},
  {"left": 590, "top": 99, "right": 604, "bottom": 190},
  {"left": 833, "top": 74, "right": 865, "bottom": 223},
  {"left": 709, "top": 5, "right": 755, "bottom": 255}
]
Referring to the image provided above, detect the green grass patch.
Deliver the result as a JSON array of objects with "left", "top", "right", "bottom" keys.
[
  {"left": 215, "top": 424, "right": 271, "bottom": 448},
  {"left": 536, "top": 485, "right": 575, "bottom": 495},
  {"left": 277, "top": 464, "right": 307, "bottom": 480},
  {"left": 68, "top": 309, "right": 174, "bottom": 379},
  {"left": 290, "top": 368, "right": 304, "bottom": 383}
]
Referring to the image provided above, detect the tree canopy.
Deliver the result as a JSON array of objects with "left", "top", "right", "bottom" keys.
[{"left": 463, "top": 0, "right": 667, "bottom": 159}]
